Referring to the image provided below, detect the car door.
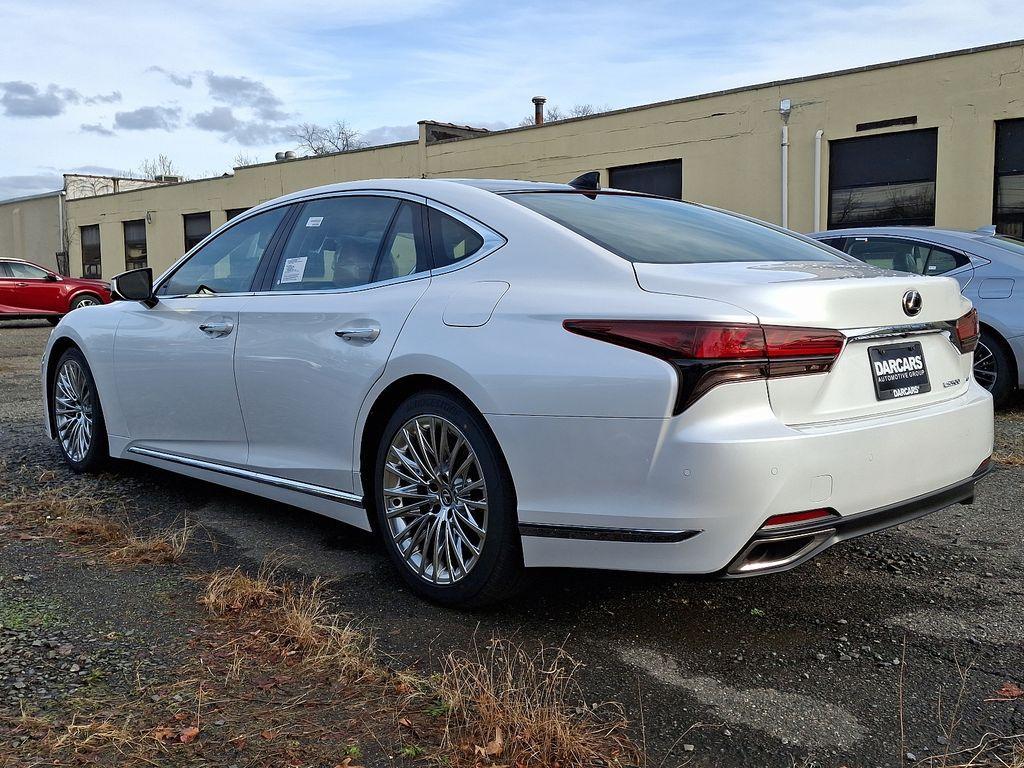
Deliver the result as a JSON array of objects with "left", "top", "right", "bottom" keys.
[
  {"left": 2, "top": 261, "right": 63, "bottom": 313},
  {"left": 112, "top": 205, "right": 291, "bottom": 466},
  {"left": 233, "top": 193, "right": 432, "bottom": 493}
]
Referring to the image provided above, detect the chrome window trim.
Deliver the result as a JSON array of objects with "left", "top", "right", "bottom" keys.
[
  {"left": 424, "top": 199, "right": 507, "bottom": 276},
  {"left": 127, "top": 446, "right": 363, "bottom": 506},
  {"left": 845, "top": 321, "right": 961, "bottom": 352},
  {"left": 156, "top": 191, "right": 432, "bottom": 300}
]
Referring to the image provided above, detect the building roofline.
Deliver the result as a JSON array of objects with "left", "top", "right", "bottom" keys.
[
  {"left": 471, "top": 38, "right": 1024, "bottom": 139},
  {"left": 0, "top": 189, "right": 62, "bottom": 205},
  {"left": 62, "top": 172, "right": 154, "bottom": 182}
]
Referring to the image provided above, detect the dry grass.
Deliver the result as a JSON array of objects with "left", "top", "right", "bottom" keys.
[
  {"left": 200, "top": 561, "right": 376, "bottom": 678},
  {"left": 51, "top": 717, "right": 135, "bottom": 753},
  {"left": 434, "top": 638, "right": 640, "bottom": 768}
]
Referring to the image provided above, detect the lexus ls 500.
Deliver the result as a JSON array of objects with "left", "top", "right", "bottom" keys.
[{"left": 42, "top": 178, "right": 994, "bottom": 605}]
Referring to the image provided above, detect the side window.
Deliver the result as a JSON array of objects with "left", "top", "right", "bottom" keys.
[
  {"left": 159, "top": 207, "right": 287, "bottom": 296},
  {"left": 8, "top": 262, "right": 50, "bottom": 279},
  {"left": 0, "top": 262, "right": 11, "bottom": 277},
  {"left": 271, "top": 196, "right": 401, "bottom": 291},
  {"left": 817, "top": 237, "right": 846, "bottom": 251},
  {"left": 373, "top": 202, "right": 428, "bottom": 282},
  {"left": 844, "top": 237, "right": 925, "bottom": 274},
  {"left": 924, "top": 246, "right": 969, "bottom": 275},
  {"left": 427, "top": 208, "right": 484, "bottom": 268}
]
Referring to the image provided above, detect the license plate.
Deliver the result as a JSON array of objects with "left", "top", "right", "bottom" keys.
[{"left": 868, "top": 342, "right": 931, "bottom": 401}]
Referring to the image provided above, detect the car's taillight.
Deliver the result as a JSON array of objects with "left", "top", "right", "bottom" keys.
[
  {"left": 563, "top": 320, "right": 845, "bottom": 413},
  {"left": 954, "top": 308, "right": 979, "bottom": 354}
]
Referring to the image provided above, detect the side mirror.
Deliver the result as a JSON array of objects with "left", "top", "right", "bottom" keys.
[
  {"left": 111, "top": 268, "right": 157, "bottom": 307},
  {"left": 44, "top": 272, "right": 59, "bottom": 282}
]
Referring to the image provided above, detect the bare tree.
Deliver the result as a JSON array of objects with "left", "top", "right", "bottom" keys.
[
  {"left": 138, "top": 154, "right": 184, "bottom": 180},
  {"left": 517, "top": 103, "right": 607, "bottom": 127},
  {"left": 289, "top": 121, "right": 366, "bottom": 155},
  {"left": 232, "top": 151, "right": 258, "bottom": 167}
]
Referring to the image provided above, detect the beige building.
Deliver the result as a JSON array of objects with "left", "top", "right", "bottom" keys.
[
  {"left": 0, "top": 191, "right": 64, "bottom": 273},
  {"left": 63, "top": 39, "right": 1024, "bottom": 279}
]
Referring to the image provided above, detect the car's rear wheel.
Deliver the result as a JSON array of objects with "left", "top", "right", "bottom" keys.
[
  {"left": 52, "top": 348, "right": 108, "bottom": 473},
  {"left": 373, "top": 392, "right": 523, "bottom": 606},
  {"left": 70, "top": 293, "right": 102, "bottom": 311},
  {"left": 974, "top": 330, "right": 1013, "bottom": 407}
]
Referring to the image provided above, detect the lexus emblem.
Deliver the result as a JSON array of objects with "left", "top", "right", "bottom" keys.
[{"left": 902, "top": 290, "right": 923, "bottom": 317}]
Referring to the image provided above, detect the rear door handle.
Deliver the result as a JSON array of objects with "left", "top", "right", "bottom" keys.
[
  {"left": 335, "top": 326, "right": 380, "bottom": 343},
  {"left": 198, "top": 320, "right": 234, "bottom": 337}
]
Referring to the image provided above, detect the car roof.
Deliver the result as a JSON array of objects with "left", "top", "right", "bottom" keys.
[{"left": 811, "top": 226, "right": 994, "bottom": 244}]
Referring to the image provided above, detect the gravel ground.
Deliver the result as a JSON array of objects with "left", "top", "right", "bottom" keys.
[{"left": 2, "top": 319, "right": 1022, "bottom": 767}]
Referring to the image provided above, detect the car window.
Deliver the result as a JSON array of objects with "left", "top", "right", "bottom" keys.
[
  {"left": 818, "top": 237, "right": 846, "bottom": 251},
  {"left": 428, "top": 208, "right": 484, "bottom": 268},
  {"left": 844, "top": 237, "right": 927, "bottom": 273},
  {"left": 0, "top": 263, "right": 10, "bottom": 277},
  {"left": 924, "top": 245, "right": 969, "bottom": 275},
  {"left": 159, "top": 206, "right": 287, "bottom": 296},
  {"left": 271, "top": 196, "right": 401, "bottom": 291},
  {"left": 373, "top": 202, "right": 428, "bottom": 282},
  {"left": 508, "top": 192, "right": 841, "bottom": 264},
  {"left": 7, "top": 262, "right": 50, "bottom": 279}
]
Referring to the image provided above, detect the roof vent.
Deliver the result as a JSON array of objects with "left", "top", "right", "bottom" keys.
[{"left": 567, "top": 171, "right": 600, "bottom": 191}]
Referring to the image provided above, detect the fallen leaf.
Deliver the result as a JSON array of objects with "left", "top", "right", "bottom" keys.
[
  {"left": 179, "top": 726, "right": 200, "bottom": 744},
  {"left": 151, "top": 726, "right": 175, "bottom": 742},
  {"left": 988, "top": 682, "right": 1024, "bottom": 701},
  {"left": 261, "top": 729, "right": 277, "bottom": 740},
  {"left": 398, "top": 717, "right": 413, "bottom": 728},
  {"left": 485, "top": 726, "right": 504, "bottom": 757}
]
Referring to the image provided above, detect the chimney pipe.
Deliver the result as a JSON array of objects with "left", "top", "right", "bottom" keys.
[{"left": 532, "top": 96, "right": 546, "bottom": 125}]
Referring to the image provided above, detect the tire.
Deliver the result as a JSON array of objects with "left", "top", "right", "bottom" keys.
[
  {"left": 974, "top": 330, "right": 1014, "bottom": 408},
  {"left": 373, "top": 391, "right": 524, "bottom": 607},
  {"left": 69, "top": 293, "right": 102, "bottom": 311},
  {"left": 51, "top": 348, "right": 108, "bottom": 473}
]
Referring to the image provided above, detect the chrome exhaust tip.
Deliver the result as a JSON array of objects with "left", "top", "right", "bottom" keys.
[{"left": 727, "top": 529, "right": 834, "bottom": 575}]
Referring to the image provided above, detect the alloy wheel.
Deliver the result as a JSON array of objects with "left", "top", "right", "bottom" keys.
[
  {"left": 73, "top": 297, "right": 98, "bottom": 309},
  {"left": 973, "top": 341, "right": 997, "bottom": 391},
  {"left": 54, "top": 359, "right": 94, "bottom": 462},
  {"left": 382, "top": 415, "right": 488, "bottom": 585}
]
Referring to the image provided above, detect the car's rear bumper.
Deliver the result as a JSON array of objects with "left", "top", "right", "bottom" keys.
[{"left": 491, "top": 379, "right": 994, "bottom": 574}]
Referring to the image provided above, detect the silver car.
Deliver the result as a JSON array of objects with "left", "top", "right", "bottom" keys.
[{"left": 813, "top": 226, "right": 1024, "bottom": 406}]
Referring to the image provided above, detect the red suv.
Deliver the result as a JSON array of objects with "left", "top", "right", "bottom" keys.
[{"left": 0, "top": 259, "right": 112, "bottom": 324}]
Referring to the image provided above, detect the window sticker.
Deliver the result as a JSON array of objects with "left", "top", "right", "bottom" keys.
[
  {"left": 306, "top": 216, "right": 324, "bottom": 227},
  {"left": 280, "top": 256, "right": 308, "bottom": 283}
]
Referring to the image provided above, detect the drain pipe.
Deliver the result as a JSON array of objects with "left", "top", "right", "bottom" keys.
[
  {"left": 813, "top": 129, "right": 824, "bottom": 232},
  {"left": 779, "top": 99, "right": 791, "bottom": 229}
]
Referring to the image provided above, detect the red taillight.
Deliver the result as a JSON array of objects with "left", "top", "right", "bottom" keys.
[
  {"left": 954, "top": 308, "right": 979, "bottom": 353},
  {"left": 563, "top": 320, "right": 845, "bottom": 413},
  {"left": 762, "top": 508, "right": 837, "bottom": 529}
]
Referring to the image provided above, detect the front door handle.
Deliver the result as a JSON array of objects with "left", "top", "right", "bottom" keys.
[
  {"left": 198, "top": 320, "right": 234, "bottom": 338},
  {"left": 335, "top": 326, "right": 380, "bottom": 343}
]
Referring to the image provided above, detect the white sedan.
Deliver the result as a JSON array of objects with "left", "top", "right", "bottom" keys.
[{"left": 42, "top": 177, "right": 993, "bottom": 605}]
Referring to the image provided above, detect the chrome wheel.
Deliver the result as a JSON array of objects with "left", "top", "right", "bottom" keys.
[
  {"left": 383, "top": 415, "right": 488, "bottom": 585},
  {"left": 54, "top": 360, "right": 94, "bottom": 462},
  {"left": 72, "top": 297, "right": 98, "bottom": 309},
  {"left": 973, "top": 341, "right": 997, "bottom": 391}
]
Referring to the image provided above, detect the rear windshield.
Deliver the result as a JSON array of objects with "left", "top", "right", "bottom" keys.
[{"left": 507, "top": 192, "right": 842, "bottom": 264}]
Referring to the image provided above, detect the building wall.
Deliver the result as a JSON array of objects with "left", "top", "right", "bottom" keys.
[
  {"left": 64, "top": 40, "right": 1024, "bottom": 279},
  {"left": 0, "top": 192, "right": 62, "bottom": 272}
]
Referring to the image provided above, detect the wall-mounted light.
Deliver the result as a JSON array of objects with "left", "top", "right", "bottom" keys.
[{"left": 145, "top": 211, "right": 153, "bottom": 223}]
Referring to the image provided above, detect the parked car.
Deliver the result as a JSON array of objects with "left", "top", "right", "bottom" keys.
[
  {"left": 0, "top": 258, "right": 111, "bottom": 324},
  {"left": 811, "top": 227, "right": 1024, "bottom": 406},
  {"left": 41, "top": 179, "right": 992, "bottom": 606}
]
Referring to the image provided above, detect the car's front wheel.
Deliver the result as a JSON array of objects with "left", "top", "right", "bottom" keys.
[
  {"left": 69, "top": 293, "right": 102, "bottom": 311},
  {"left": 974, "top": 330, "right": 1014, "bottom": 407},
  {"left": 373, "top": 392, "right": 523, "bottom": 606},
  {"left": 52, "top": 348, "right": 108, "bottom": 473}
]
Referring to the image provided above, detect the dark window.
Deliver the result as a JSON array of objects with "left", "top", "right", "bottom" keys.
[
  {"left": 159, "top": 207, "right": 287, "bottom": 296},
  {"left": 843, "top": 236, "right": 968, "bottom": 275},
  {"left": 81, "top": 225, "right": 101, "bottom": 278},
  {"left": 508, "top": 192, "right": 841, "bottom": 264},
  {"left": 994, "top": 118, "right": 1024, "bottom": 238},
  {"left": 828, "top": 128, "right": 938, "bottom": 228},
  {"left": 123, "top": 219, "right": 148, "bottom": 271},
  {"left": 183, "top": 212, "right": 212, "bottom": 252},
  {"left": 0, "top": 262, "right": 10, "bottom": 277},
  {"left": 271, "top": 196, "right": 425, "bottom": 291},
  {"left": 225, "top": 207, "right": 249, "bottom": 221},
  {"left": 817, "top": 237, "right": 847, "bottom": 251},
  {"left": 427, "top": 208, "right": 484, "bottom": 268},
  {"left": 609, "top": 159, "right": 682, "bottom": 199},
  {"left": 7, "top": 261, "right": 49, "bottom": 279}
]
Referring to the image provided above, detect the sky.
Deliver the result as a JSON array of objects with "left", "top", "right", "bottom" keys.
[{"left": 0, "top": 0, "right": 1019, "bottom": 199}]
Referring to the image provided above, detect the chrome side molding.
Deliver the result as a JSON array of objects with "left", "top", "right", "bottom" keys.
[{"left": 126, "top": 446, "right": 364, "bottom": 507}]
